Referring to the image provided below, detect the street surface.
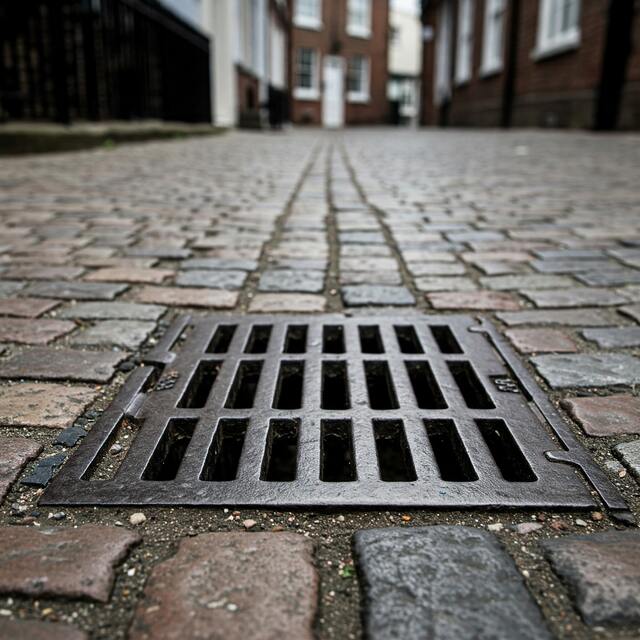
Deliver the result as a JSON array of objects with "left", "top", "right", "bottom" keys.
[{"left": 0, "top": 128, "right": 639, "bottom": 639}]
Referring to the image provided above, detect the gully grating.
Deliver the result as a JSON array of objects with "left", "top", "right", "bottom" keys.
[{"left": 41, "top": 314, "right": 630, "bottom": 518}]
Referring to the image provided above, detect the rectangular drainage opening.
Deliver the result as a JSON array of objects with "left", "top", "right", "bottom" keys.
[{"left": 42, "top": 314, "right": 606, "bottom": 510}]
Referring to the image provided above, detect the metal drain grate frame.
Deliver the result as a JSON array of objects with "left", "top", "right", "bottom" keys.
[{"left": 41, "top": 314, "right": 629, "bottom": 515}]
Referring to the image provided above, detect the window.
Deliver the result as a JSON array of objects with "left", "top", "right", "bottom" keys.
[
  {"left": 294, "top": 48, "right": 319, "bottom": 100},
  {"left": 347, "top": 0, "right": 372, "bottom": 38},
  {"left": 535, "top": 0, "right": 580, "bottom": 57},
  {"left": 481, "top": 0, "right": 505, "bottom": 75},
  {"left": 294, "top": 0, "right": 321, "bottom": 30},
  {"left": 455, "top": 0, "right": 474, "bottom": 84},
  {"left": 347, "top": 55, "right": 370, "bottom": 102}
]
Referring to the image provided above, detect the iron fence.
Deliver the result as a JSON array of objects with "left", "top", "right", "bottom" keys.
[{"left": 0, "top": 0, "right": 212, "bottom": 124}]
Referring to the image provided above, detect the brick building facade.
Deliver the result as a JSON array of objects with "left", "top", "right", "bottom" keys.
[
  {"left": 421, "top": 0, "right": 639, "bottom": 130},
  {"left": 288, "top": 0, "right": 390, "bottom": 126}
]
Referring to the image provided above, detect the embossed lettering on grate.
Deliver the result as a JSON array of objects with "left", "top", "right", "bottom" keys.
[{"left": 42, "top": 314, "right": 628, "bottom": 514}]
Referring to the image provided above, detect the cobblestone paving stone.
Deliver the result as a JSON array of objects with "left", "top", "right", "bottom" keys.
[
  {"left": 354, "top": 526, "right": 551, "bottom": 640},
  {"left": 0, "top": 130, "right": 640, "bottom": 639},
  {"left": 129, "top": 532, "right": 317, "bottom": 640}
]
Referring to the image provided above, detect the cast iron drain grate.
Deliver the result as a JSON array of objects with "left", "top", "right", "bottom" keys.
[{"left": 42, "top": 314, "right": 629, "bottom": 516}]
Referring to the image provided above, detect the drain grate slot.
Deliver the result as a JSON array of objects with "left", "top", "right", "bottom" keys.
[
  {"left": 321, "top": 420, "right": 356, "bottom": 482},
  {"left": 323, "top": 325, "right": 345, "bottom": 353},
  {"left": 273, "top": 361, "right": 304, "bottom": 409},
  {"left": 359, "top": 325, "right": 384, "bottom": 353},
  {"left": 394, "top": 325, "right": 424, "bottom": 353},
  {"left": 284, "top": 325, "right": 307, "bottom": 353},
  {"left": 201, "top": 419, "right": 248, "bottom": 481},
  {"left": 424, "top": 419, "right": 478, "bottom": 482},
  {"left": 225, "top": 361, "right": 263, "bottom": 409},
  {"left": 448, "top": 361, "right": 495, "bottom": 409},
  {"left": 143, "top": 418, "right": 197, "bottom": 481},
  {"left": 430, "top": 325, "right": 463, "bottom": 354},
  {"left": 207, "top": 325, "right": 237, "bottom": 353},
  {"left": 476, "top": 419, "right": 536, "bottom": 482},
  {"left": 178, "top": 361, "right": 221, "bottom": 409},
  {"left": 245, "top": 325, "right": 272, "bottom": 353},
  {"left": 373, "top": 420, "right": 417, "bottom": 482},
  {"left": 42, "top": 314, "right": 607, "bottom": 509},
  {"left": 261, "top": 419, "right": 299, "bottom": 481},
  {"left": 405, "top": 361, "right": 447, "bottom": 409},
  {"left": 321, "top": 361, "right": 350, "bottom": 410},
  {"left": 364, "top": 361, "right": 398, "bottom": 410}
]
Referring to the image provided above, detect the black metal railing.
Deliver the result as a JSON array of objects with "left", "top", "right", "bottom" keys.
[{"left": 0, "top": 0, "right": 212, "bottom": 124}]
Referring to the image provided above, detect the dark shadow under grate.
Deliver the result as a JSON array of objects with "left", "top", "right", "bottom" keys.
[{"left": 41, "top": 314, "right": 629, "bottom": 514}]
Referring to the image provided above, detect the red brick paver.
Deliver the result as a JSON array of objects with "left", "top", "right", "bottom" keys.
[
  {"left": 130, "top": 532, "right": 317, "bottom": 640},
  {"left": 0, "top": 438, "right": 42, "bottom": 501},
  {"left": 0, "top": 383, "right": 97, "bottom": 428},
  {"left": 0, "top": 525, "right": 140, "bottom": 602},
  {"left": 562, "top": 395, "right": 640, "bottom": 436},
  {"left": 0, "top": 619, "right": 88, "bottom": 640},
  {"left": 505, "top": 329, "right": 578, "bottom": 354}
]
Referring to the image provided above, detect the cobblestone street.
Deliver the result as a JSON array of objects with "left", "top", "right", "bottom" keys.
[{"left": 1, "top": 128, "right": 640, "bottom": 639}]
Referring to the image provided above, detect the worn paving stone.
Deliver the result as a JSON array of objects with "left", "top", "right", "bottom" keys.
[
  {"left": 125, "top": 247, "right": 191, "bottom": 259},
  {"left": 407, "top": 262, "right": 466, "bottom": 276},
  {"left": 85, "top": 267, "right": 173, "bottom": 284},
  {"left": 428, "top": 291, "right": 520, "bottom": 310},
  {"left": 354, "top": 526, "right": 550, "bottom": 640},
  {"left": 541, "top": 531, "right": 640, "bottom": 626},
  {"left": 0, "top": 383, "right": 97, "bottom": 428},
  {"left": 340, "top": 231, "right": 386, "bottom": 244},
  {"left": 134, "top": 286, "right": 237, "bottom": 308},
  {"left": 342, "top": 285, "right": 415, "bottom": 307},
  {"left": 341, "top": 257, "right": 398, "bottom": 272},
  {"left": 531, "top": 259, "right": 622, "bottom": 274},
  {"left": 620, "top": 304, "right": 640, "bottom": 324},
  {"left": 480, "top": 274, "right": 576, "bottom": 291},
  {"left": 258, "top": 269, "right": 325, "bottom": 293},
  {"left": 0, "top": 281, "right": 25, "bottom": 296},
  {"left": 182, "top": 258, "right": 258, "bottom": 271},
  {"left": 0, "top": 318, "right": 75, "bottom": 344},
  {"left": 523, "top": 288, "right": 626, "bottom": 308},
  {"left": 0, "top": 348, "right": 127, "bottom": 383},
  {"left": 0, "top": 297, "right": 60, "bottom": 318},
  {"left": 505, "top": 328, "right": 578, "bottom": 354},
  {"left": 581, "top": 326, "right": 640, "bottom": 348},
  {"left": 175, "top": 269, "right": 247, "bottom": 290},
  {"left": 70, "top": 320, "right": 155, "bottom": 349},
  {"left": 2, "top": 265, "right": 85, "bottom": 281},
  {"left": 129, "top": 532, "right": 317, "bottom": 640},
  {"left": 0, "top": 619, "right": 88, "bottom": 640},
  {"left": 415, "top": 276, "right": 477, "bottom": 292},
  {"left": 57, "top": 301, "right": 165, "bottom": 321},
  {"left": 0, "top": 438, "right": 43, "bottom": 502},
  {"left": 497, "top": 309, "right": 614, "bottom": 327},
  {"left": 562, "top": 395, "right": 640, "bottom": 436},
  {"left": 249, "top": 293, "right": 326, "bottom": 312},
  {"left": 577, "top": 268, "right": 640, "bottom": 286},
  {"left": 531, "top": 354, "right": 640, "bottom": 388},
  {"left": 614, "top": 440, "right": 640, "bottom": 481},
  {"left": 0, "top": 525, "right": 140, "bottom": 602},
  {"left": 24, "top": 281, "right": 128, "bottom": 301},
  {"left": 340, "top": 271, "right": 402, "bottom": 285}
]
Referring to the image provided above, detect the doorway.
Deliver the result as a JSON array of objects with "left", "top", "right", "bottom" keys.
[{"left": 322, "top": 55, "right": 344, "bottom": 128}]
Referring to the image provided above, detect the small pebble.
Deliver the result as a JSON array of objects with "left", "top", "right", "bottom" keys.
[
  {"left": 110, "top": 443, "right": 123, "bottom": 455},
  {"left": 242, "top": 519, "right": 257, "bottom": 530},
  {"left": 487, "top": 523, "right": 503, "bottom": 532},
  {"left": 129, "top": 513, "right": 147, "bottom": 526},
  {"left": 515, "top": 522, "right": 543, "bottom": 534},
  {"left": 575, "top": 518, "right": 588, "bottom": 527},
  {"left": 591, "top": 511, "right": 604, "bottom": 521}
]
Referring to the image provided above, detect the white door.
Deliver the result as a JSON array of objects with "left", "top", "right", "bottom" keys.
[{"left": 322, "top": 56, "right": 344, "bottom": 128}]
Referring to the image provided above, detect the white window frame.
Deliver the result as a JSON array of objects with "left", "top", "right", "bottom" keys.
[
  {"left": 455, "top": 0, "right": 474, "bottom": 85},
  {"left": 294, "top": 0, "right": 322, "bottom": 31},
  {"left": 346, "top": 0, "right": 372, "bottom": 39},
  {"left": 534, "top": 0, "right": 581, "bottom": 59},
  {"left": 480, "top": 0, "right": 505, "bottom": 76},
  {"left": 347, "top": 55, "right": 370, "bottom": 103},
  {"left": 293, "top": 47, "right": 320, "bottom": 101}
]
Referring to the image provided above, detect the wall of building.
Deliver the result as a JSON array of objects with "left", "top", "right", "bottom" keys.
[
  {"left": 421, "top": 0, "right": 640, "bottom": 130},
  {"left": 290, "top": 0, "right": 389, "bottom": 125}
]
